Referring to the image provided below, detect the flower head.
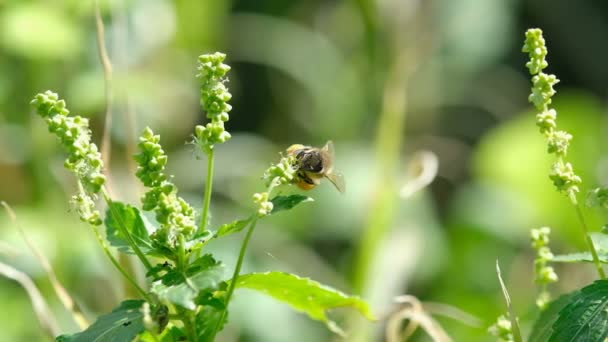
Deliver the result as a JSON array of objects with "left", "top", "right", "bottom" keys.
[
  {"left": 135, "top": 127, "right": 197, "bottom": 247},
  {"left": 194, "top": 52, "right": 233, "bottom": 152},
  {"left": 31, "top": 91, "right": 105, "bottom": 225},
  {"left": 523, "top": 29, "right": 580, "bottom": 203}
]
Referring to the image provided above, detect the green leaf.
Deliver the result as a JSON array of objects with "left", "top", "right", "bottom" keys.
[
  {"left": 105, "top": 201, "right": 156, "bottom": 255},
  {"left": 139, "top": 326, "right": 185, "bottom": 342},
  {"left": 151, "top": 255, "right": 225, "bottom": 310},
  {"left": 214, "top": 217, "right": 253, "bottom": 238},
  {"left": 270, "top": 195, "right": 313, "bottom": 214},
  {"left": 529, "top": 292, "right": 578, "bottom": 342},
  {"left": 549, "top": 280, "right": 608, "bottom": 341},
  {"left": 195, "top": 305, "right": 225, "bottom": 342},
  {"left": 234, "top": 272, "right": 375, "bottom": 335},
  {"left": 552, "top": 233, "right": 608, "bottom": 264},
  {"left": 552, "top": 252, "right": 608, "bottom": 263},
  {"left": 56, "top": 300, "right": 144, "bottom": 342}
]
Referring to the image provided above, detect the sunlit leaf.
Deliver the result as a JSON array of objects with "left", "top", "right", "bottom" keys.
[
  {"left": 552, "top": 252, "right": 608, "bottom": 263},
  {"left": 529, "top": 292, "right": 577, "bottom": 342},
  {"left": 234, "top": 272, "right": 375, "bottom": 335},
  {"left": 56, "top": 300, "right": 144, "bottom": 342},
  {"left": 552, "top": 233, "right": 608, "bottom": 264},
  {"left": 105, "top": 201, "right": 156, "bottom": 255},
  {"left": 549, "top": 280, "right": 608, "bottom": 341},
  {"left": 214, "top": 217, "right": 253, "bottom": 238},
  {"left": 270, "top": 195, "right": 313, "bottom": 214},
  {"left": 151, "top": 255, "right": 225, "bottom": 310}
]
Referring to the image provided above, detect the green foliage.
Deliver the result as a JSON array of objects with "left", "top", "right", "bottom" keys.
[
  {"left": 235, "top": 272, "right": 375, "bottom": 335},
  {"left": 548, "top": 280, "right": 608, "bottom": 341},
  {"left": 528, "top": 292, "right": 577, "bottom": 342},
  {"left": 214, "top": 217, "right": 253, "bottom": 238},
  {"left": 552, "top": 233, "right": 608, "bottom": 263},
  {"left": 149, "top": 255, "right": 225, "bottom": 310},
  {"left": 105, "top": 201, "right": 156, "bottom": 255},
  {"left": 56, "top": 300, "right": 145, "bottom": 342},
  {"left": 270, "top": 194, "right": 314, "bottom": 214},
  {"left": 30, "top": 51, "right": 372, "bottom": 341}
]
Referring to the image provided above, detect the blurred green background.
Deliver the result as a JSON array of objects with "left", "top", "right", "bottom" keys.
[{"left": 1, "top": 0, "right": 608, "bottom": 341}]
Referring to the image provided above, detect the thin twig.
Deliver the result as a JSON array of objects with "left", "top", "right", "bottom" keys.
[
  {"left": 1, "top": 201, "right": 89, "bottom": 329},
  {"left": 95, "top": 0, "right": 114, "bottom": 194},
  {"left": 0, "top": 261, "right": 60, "bottom": 338}
]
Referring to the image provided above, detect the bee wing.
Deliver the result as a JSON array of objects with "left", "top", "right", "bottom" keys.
[
  {"left": 325, "top": 171, "right": 345, "bottom": 193},
  {"left": 322, "top": 140, "right": 335, "bottom": 160}
]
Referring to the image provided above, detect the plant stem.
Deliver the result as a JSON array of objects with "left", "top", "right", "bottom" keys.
[
  {"left": 91, "top": 225, "right": 152, "bottom": 302},
  {"left": 574, "top": 203, "right": 606, "bottom": 279},
  {"left": 211, "top": 216, "right": 258, "bottom": 338},
  {"left": 101, "top": 187, "right": 153, "bottom": 270},
  {"left": 177, "top": 234, "right": 187, "bottom": 271},
  {"left": 200, "top": 148, "right": 215, "bottom": 233}
]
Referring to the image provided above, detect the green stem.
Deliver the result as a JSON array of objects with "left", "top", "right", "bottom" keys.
[
  {"left": 200, "top": 148, "right": 215, "bottom": 233},
  {"left": 177, "top": 234, "right": 187, "bottom": 271},
  {"left": 176, "top": 307, "right": 196, "bottom": 341},
  {"left": 101, "top": 187, "right": 153, "bottom": 270},
  {"left": 211, "top": 216, "right": 258, "bottom": 338},
  {"left": 574, "top": 203, "right": 606, "bottom": 279},
  {"left": 91, "top": 225, "right": 152, "bottom": 302}
]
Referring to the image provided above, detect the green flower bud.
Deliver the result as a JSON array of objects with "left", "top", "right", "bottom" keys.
[
  {"left": 488, "top": 314, "right": 514, "bottom": 342},
  {"left": 549, "top": 161, "right": 581, "bottom": 197},
  {"left": 134, "top": 127, "right": 198, "bottom": 248},
  {"left": 253, "top": 192, "right": 273, "bottom": 217},
  {"left": 529, "top": 73, "right": 559, "bottom": 111},
  {"left": 195, "top": 52, "right": 233, "bottom": 153},
  {"left": 31, "top": 91, "right": 105, "bottom": 225},
  {"left": 263, "top": 155, "right": 296, "bottom": 188}
]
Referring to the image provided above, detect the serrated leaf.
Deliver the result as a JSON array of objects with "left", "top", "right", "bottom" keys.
[
  {"left": 529, "top": 292, "right": 578, "bottom": 342},
  {"left": 56, "top": 300, "right": 144, "bottom": 342},
  {"left": 270, "top": 195, "right": 313, "bottom": 214},
  {"left": 549, "top": 280, "right": 608, "bottom": 341},
  {"left": 151, "top": 255, "right": 225, "bottom": 310},
  {"left": 214, "top": 217, "right": 253, "bottom": 238},
  {"left": 234, "top": 272, "right": 375, "bottom": 335},
  {"left": 105, "top": 201, "right": 156, "bottom": 255}
]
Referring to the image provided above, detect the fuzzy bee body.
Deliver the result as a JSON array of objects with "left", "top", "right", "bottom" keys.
[{"left": 287, "top": 141, "right": 345, "bottom": 193}]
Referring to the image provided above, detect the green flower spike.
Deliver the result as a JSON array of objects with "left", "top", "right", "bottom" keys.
[
  {"left": 135, "top": 127, "right": 197, "bottom": 247},
  {"left": 523, "top": 28, "right": 580, "bottom": 202},
  {"left": 530, "top": 227, "right": 558, "bottom": 309},
  {"left": 31, "top": 91, "right": 105, "bottom": 225},
  {"left": 194, "top": 52, "right": 233, "bottom": 153}
]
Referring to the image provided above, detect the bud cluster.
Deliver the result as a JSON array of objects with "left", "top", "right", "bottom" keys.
[{"left": 31, "top": 91, "right": 105, "bottom": 225}]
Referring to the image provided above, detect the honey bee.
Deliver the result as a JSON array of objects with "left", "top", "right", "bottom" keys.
[{"left": 286, "top": 141, "right": 345, "bottom": 193}]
